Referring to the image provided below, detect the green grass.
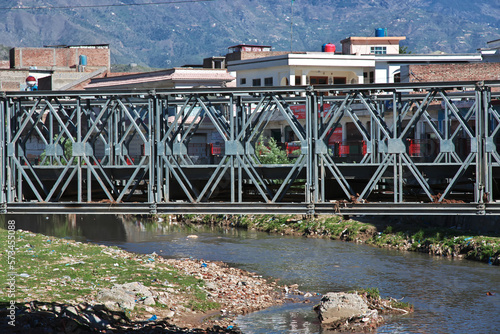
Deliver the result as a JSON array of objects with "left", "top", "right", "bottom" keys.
[
  {"left": 0, "top": 228, "right": 218, "bottom": 313},
  {"left": 349, "top": 287, "right": 380, "bottom": 300},
  {"left": 185, "top": 214, "right": 499, "bottom": 265}
]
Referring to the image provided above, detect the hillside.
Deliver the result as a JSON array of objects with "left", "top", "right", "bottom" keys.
[{"left": 0, "top": 0, "right": 499, "bottom": 68}]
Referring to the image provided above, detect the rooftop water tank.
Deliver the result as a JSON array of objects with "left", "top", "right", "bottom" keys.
[
  {"left": 375, "top": 28, "right": 387, "bottom": 37},
  {"left": 26, "top": 76, "right": 37, "bottom": 87},
  {"left": 324, "top": 43, "right": 336, "bottom": 53},
  {"left": 322, "top": 43, "right": 327, "bottom": 52},
  {"left": 79, "top": 54, "right": 88, "bottom": 66}
]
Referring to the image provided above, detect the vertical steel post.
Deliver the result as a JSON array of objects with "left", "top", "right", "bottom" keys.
[
  {"left": 238, "top": 99, "right": 245, "bottom": 203},
  {"left": 155, "top": 98, "right": 162, "bottom": 202},
  {"left": 312, "top": 92, "right": 319, "bottom": 203},
  {"left": 319, "top": 95, "right": 325, "bottom": 203},
  {"left": 148, "top": 96, "right": 154, "bottom": 204},
  {"left": 0, "top": 95, "right": 4, "bottom": 208},
  {"left": 485, "top": 88, "right": 493, "bottom": 202},
  {"left": 305, "top": 92, "right": 311, "bottom": 204},
  {"left": 475, "top": 86, "right": 485, "bottom": 204},
  {"left": 77, "top": 97, "right": 82, "bottom": 203},
  {"left": 230, "top": 95, "right": 235, "bottom": 203},
  {"left": 6, "top": 99, "right": 12, "bottom": 203},
  {"left": 16, "top": 100, "right": 22, "bottom": 202},
  {"left": 392, "top": 91, "right": 399, "bottom": 203}
]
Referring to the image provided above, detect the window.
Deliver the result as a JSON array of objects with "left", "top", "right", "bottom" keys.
[
  {"left": 252, "top": 78, "right": 261, "bottom": 86},
  {"left": 333, "top": 77, "right": 346, "bottom": 85},
  {"left": 394, "top": 72, "right": 401, "bottom": 83},
  {"left": 310, "top": 76, "right": 328, "bottom": 85},
  {"left": 264, "top": 77, "right": 273, "bottom": 86},
  {"left": 240, "top": 78, "right": 246, "bottom": 85},
  {"left": 370, "top": 46, "right": 387, "bottom": 55}
]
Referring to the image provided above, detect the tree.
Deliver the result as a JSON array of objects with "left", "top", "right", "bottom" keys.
[
  {"left": 39, "top": 135, "right": 75, "bottom": 165},
  {"left": 399, "top": 46, "right": 412, "bottom": 54},
  {"left": 255, "top": 136, "right": 290, "bottom": 164}
]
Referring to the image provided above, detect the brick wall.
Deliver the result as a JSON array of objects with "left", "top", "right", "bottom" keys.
[
  {"left": 408, "top": 63, "right": 500, "bottom": 83},
  {"left": 10, "top": 46, "right": 110, "bottom": 70},
  {"left": 0, "top": 60, "right": 10, "bottom": 69},
  {"left": 226, "top": 51, "right": 291, "bottom": 62},
  {"left": 0, "top": 70, "right": 29, "bottom": 91}
]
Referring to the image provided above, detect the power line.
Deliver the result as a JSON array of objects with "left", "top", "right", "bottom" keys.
[{"left": 0, "top": 0, "right": 216, "bottom": 11}]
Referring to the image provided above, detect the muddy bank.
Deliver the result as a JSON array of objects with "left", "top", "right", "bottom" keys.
[
  {"left": 171, "top": 214, "right": 500, "bottom": 265},
  {"left": 0, "top": 228, "right": 297, "bottom": 333}
]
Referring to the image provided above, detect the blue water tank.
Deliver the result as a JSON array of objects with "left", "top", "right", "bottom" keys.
[
  {"left": 322, "top": 43, "right": 327, "bottom": 52},
  {"left": 79, "top": 55, "right": 88, "bottom": 66},
  {"left": 375, "top": 28, "right": 387, "bottom": 37}
]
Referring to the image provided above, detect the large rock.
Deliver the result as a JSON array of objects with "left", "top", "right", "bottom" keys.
[
  {"left": 96, "top": 282, "right": 154, "bottom": 311},
  {"left": 316, "top": 292, "right": 370, "bottom": 324}
]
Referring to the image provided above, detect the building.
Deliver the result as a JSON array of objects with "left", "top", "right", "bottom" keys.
[
  {"left": 223, "top": 30, "right": 498, "bottom": 155},
  {"left": 84, "top": 67, "right": 235, "bottom": 90},
  {"left": 227, "top": 33, "right": 481, "bottom": 87},
  {"left": 0, "top": 44, "right": 111, "bottom": 91}
]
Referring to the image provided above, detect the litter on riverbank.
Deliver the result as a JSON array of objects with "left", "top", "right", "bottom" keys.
[{"left": 0, "top": 228, "right": 296, "bottom": 333}]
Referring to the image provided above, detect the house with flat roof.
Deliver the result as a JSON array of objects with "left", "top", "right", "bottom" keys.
[
  {"left": 227, "top": 32, "right": 482, "bottom": 87},
  {"left": 224, "top": 30, "right": 488, "bottom": 151}
]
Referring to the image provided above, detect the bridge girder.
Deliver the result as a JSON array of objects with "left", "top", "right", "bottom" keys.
[{"left": 1, "top": 81, "right": 500, "bottom": 215}]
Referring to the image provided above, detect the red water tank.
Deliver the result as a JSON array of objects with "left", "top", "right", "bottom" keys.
[
  {"left": 26, "top": 75, "right": 37, "bottom": 86},
  {"left": 324, "top": 43, "right": 336, "bottom": 53}
]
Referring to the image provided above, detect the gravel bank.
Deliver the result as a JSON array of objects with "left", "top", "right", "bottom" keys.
[{"left": 0, "top": 228, "right": 296, "bottom": 333}]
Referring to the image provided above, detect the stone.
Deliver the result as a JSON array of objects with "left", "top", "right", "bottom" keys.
[
  {"left": 97, "top": 288, "right": 136, "bottom": 310},
  {"left": 118, "top": 282, "right": 153, "bottom": 297},
  {"left": 85, "top": 313, "right": 104, "bottom": 326},
  {"left": 144, "top": 296, "right": 156, "bottom": 306},
  {"left": 205, "top": 282, "right": 217, "bottom": 291},
  {"left": 96, "top": 282, "right": 156, "bottom": 311},
  {"left": 316, "top": 292, "right": 370, "bottom": 324},
  {"left": 64, "top": 306, "right": 79, "bottom": 317}
]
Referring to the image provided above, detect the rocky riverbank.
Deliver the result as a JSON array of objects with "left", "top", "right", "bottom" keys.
[
  {"left": 0, "top": 228, "right": 299, "bottom": 333},
  {"left": 173, "top": 214, "right": 500, "bottom": 265}
]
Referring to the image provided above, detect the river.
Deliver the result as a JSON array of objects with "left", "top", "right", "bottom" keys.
[{"left": 6, "top": 214, "right": 499, "bottom": 333}]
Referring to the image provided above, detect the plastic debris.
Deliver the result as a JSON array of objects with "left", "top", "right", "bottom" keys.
[{"left": 148, "top": 315, "right": 157, "bottom": 321}]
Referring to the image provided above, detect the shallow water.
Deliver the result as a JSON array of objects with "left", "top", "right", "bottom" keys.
[{"left": 6, "top": 214, "right": 500, "bottom": 333}]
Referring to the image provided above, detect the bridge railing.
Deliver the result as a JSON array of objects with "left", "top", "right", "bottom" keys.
[{"left": 1, "top": 81, "right": 500, "bottom": 214}]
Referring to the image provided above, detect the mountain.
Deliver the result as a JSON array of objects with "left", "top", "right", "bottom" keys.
[{"left": 0, "top": 0, "right": 499, "bottom": 68}]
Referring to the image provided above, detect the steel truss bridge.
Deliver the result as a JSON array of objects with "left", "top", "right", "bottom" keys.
[{"left": 2, "top": 81, "right": 500, "bottom": 215}]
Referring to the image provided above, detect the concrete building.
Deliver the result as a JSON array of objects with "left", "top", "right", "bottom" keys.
[
  {"left": 223, "top": 31, "right": 498, "bottom": 154},
  {"left": 0, "top": 44, "right": 110, "bottom": 91},
  {"left": 227, "top": 39, "right": 482, "bottom": 87},
  {"left": 83, "top": 67, "right": 236, "bottom": 164}
]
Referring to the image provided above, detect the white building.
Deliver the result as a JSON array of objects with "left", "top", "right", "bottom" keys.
[
  {"left": 228, "top": 36, "right": 482, "bottom": 87},
  {"left": 225, "top": 32, "right": 483, "bottom": 152}
]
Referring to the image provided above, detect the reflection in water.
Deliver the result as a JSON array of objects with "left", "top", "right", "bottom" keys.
[
  {"left": 4, "top": 214, "right": 500, "bottom": 334},
  {"left": 3, "top": 214, "right": 128, "bottom": 242}
]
